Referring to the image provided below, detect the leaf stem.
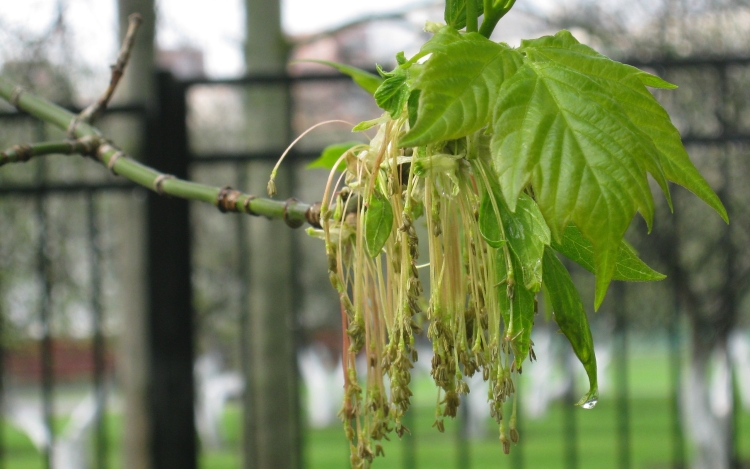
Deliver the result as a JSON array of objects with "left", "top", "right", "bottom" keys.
[
  {"left": 0, "top": 76, "right": 322, "bottom": 228},
  {"left": 466, "top": 0, "right": 479, "bottom": 33},
  {"left": 478, "top": 0, "right": 516, "bottom": 38}
]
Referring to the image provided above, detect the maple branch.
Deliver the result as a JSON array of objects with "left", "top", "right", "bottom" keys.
[
  {"left": 74, "top": 13, "right": 142, "bottom": 129},
  {"left": 0, "top": 76, "right": 322, "bottom": 229}
]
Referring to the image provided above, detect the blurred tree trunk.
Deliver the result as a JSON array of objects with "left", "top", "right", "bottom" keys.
[
  {"left": 114, "top": 1, "right": 155, "bottom": 468},
  {"left": 647, "top": 151, "right": 742, "bottom": 469},
  {"left": 684, "top": 336, "right": 734, "bottom": 469},
  {"left": 242, "top": 2, "right": 300, "bottom": 469}
]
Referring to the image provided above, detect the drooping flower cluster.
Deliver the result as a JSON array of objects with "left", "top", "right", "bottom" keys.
[{"left": 308, "top": 114, "right": 533, "bottom": 467}]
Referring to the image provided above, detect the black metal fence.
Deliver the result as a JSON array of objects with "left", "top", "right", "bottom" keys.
[{"left": 0, "top": 56, "right": 748, "bottom": 469}]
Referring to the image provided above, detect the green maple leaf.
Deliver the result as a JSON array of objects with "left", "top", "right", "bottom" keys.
[
  {"left": 542, "top": 247, "right": 598, "bottom": 407},
  {"left": 296, "top": 60, "right": 382, "bottom": 95},
  {"left": 374, "top": 64, "right": 410, "bottom": 119},
  {"left": 520, "top": 31, "right": 728, "bottom": 223},
  {"left": 400, "top": 30, "right": 522, "bottom": 147},
  {"left": 551, "top": 223, "right": 665, "bottom": 282},
  {"left": 492, "top": 61, "right": 665, "bottom": 309},
  {"left": 475, "top": 159, "right": 550, "bottom": 292},
  {"left": 307, "top": 142, "right": 361, "bottom": 171},
  {"left": 496, "top": 249, "right": 536, "bottom": 370},
  {"left": 364, "top": 192, "right": 394, "bottom": 258},
  {"left": 444, "top": 0, "right": 485, "bottom": 30}
]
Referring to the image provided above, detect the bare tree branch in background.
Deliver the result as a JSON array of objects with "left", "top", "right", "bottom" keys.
[{"left": 292, "top": 0, "right": 441, "bottom": 46}]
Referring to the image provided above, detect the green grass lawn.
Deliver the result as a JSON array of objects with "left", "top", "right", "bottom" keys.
[
  {"left": 5, "top": 395, "right": 747, "bottom": 469},
  {"left": 3, "top": 349, "right": 749, "bottom": 469}
]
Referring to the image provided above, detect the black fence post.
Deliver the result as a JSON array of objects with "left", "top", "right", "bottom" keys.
[
  {"left": 668, "top": 294, "right": 685, "bottom": 469},
  {"left": 146, "top": 70, "right": 197, "bottom": 469},
  {"left": 87, "top": 193, "right": 108, "bottom": 469},
  {"left": 563, "top": 350, "right": 579, "bottom": 469},
  {"left": 613, "top": 283, "right": 631, "bottom": 469}
]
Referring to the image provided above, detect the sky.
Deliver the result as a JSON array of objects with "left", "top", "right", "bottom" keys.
[
  {"left": 0, "top": 0, "right": 441, "bottom": 78},
  {"left": 0, "top": 0, "right": 562, "bottom": 80}
]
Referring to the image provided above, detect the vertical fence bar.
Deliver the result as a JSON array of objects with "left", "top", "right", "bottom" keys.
[
  {"left": 146, "top": 71, "right": 197, "bottom": 469},
  {"left": 34, "top": 121, "right": 54, "bottom": 469},
  {"left": 613, "top": 283, "right": 631, "bottom": 469},
  {"left": 287, "top": 79, "right": 305, "bottom": 469},
  {"left": 402, "top": 406, "right": 416, "bottom": 469},
  {"left": 87, "top": 193, "right": 108, "bottom": 469},
  {"left": 37, "top": 187, "right": 54, "bottom": 469},
  {"left": 511, "top": 392, "right": 523, "bottom": 469},
  {"left": 456, "top": 399, "right": 469, "bottom": 469},
  {"left": 668, "top": 294, "right": 685, "bottom": 469},
  {"left": 563, "top": 353, "right": 579, "bottom": 469},
  {"left": 731, "top": 354, "right": 740, "bottom": 469},
  {"left": 236, "top": 162, "right": 257, "bottom": 469},
  {"left": 716, "top": 64, "right": 740, "bottom": 469},
  {"left": 0, "top": 260, "right": 4, "bottom": 469}
]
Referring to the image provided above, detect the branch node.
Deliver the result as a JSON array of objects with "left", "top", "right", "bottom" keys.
[
  {"left": 66, "top": 116, "right": 82, "bottom": 137},
  {"left": 305, "top": 202, "right": 323, "bottom": 228},
  {"left": 243, "top": 195, "right": 259, "bottom": 217},
  {"left": 154, "top": 174, "right": 175, "bottom": 195},
  {"left": 106, "top": 150, "right": 125, "bottom": 174},
  {"left": 78, "top": 135, "right": 100, "bottom": 158},
  {"left": 283, "top": 198, "right": 305, "bottom": 229},
  {"left": 12, "top": 144, "right": 33, "bottom": 162},
  {"left": 217, "top": 186, "right": 243, "bottom": 213},
  {"left": 9, "top": 86, "right": 25, "bottom": 109}
]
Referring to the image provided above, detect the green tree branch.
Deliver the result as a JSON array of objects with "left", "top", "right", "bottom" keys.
[{"left": 0, "top": 77, "right": 322, "bottom": 229}]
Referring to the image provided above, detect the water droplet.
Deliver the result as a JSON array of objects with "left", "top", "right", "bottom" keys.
[
  {"left": 577, "top": 389, "right": 598, "bottom": 409},
  {"left": 581, "top": 396, "right": 598, "bottom": 409}
]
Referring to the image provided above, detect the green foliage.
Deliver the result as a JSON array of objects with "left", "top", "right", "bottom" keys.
[
  {"left": 497, "top": 250, "right": 536, "bottom": 369},
  {"left": 478, "top": 192, "right": 505, "bottom": 248},
  {"left": 551, "top": 224, "right": 665, "bottom": 282},
  {"left": 307, "top": 6, "right": 728, "bottom": 463},
  {"left": 444, "top": 0, "right": 484, "bottom": 29},
  {"left": 394, "top": 27, "right": 725, "bottom": 309},
  {"left": 363, "top": 192, "right": 394, "bottom": 258},
  {"left": 374, "top": 65, "right": 410, "bottom": 119},
  {"left": 307, "top": 142, "right": 360, "bottom": 171},
  {"left": 542, "top": 247, "right": 598, "bottom": 407},
  {"left": 400, "top": 29, "right": 522, "bottom": 146},
  {"left": 480, "top": 183, "right": 550, "bottom": 291},
  {"left": 297, "top": 59, "right": 382, "bottom": 95},
  {"left": 500, "top": 193, "right": 550, "bottom": 292}
]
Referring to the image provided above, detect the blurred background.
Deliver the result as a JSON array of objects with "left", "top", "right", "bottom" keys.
[{"left": 0, "top": 0, "right": 749, "bottom": 468}]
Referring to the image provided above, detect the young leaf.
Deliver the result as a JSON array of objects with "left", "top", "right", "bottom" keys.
[
  {"left": 307, "top": 142, "right": 360, "bottom": 171},
  {"left": 520, "top": 30, "right": 727, "bottom": 223},
  {"left": 497, "top": 250, "right": 536, "bottom": 370},
  {"left": 476, "top": 159, "right": 550, "bottom": 291},
  {"left": 444, "top": 0, "right": 484, "bottom": 30},
  {"left": 407, "top": 89, "right": 420, "bottom": 128},
  {"left": 400, "top": 33, "right": 522, "bottom": 147},
  {"left": 479, "top": 192, "right": 505, "bottom": 248},
  {"left": 297, "top": 59, "right": 382, "bottom": 95},
  {"left": 551, "top": 224, "right": 665, "bottom": 282},
  {"left": 364, "top": 192, "right": 394, "bottom": 258},
  {"left": 492, "top": 60, "right": 668, "bottom": 309},
  {"left": 542, "top": 247, "right": 598, "bottom": 408},
  {"left": 500, "top": 193, "right": 551, "bottom": 292},
  {"left": 374, "top": 65, "right": 410, "bottom": 119}
]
